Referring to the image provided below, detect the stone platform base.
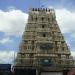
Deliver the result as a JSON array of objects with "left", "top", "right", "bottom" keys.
[
  {"left": 13, "top": 66, "right": 69, "bottom": 75},
  {"left": 14, "top": 69, "right": 69, "bottom": 75}
]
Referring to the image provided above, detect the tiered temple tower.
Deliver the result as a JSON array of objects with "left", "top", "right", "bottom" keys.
[{"left": 14, "top": 8, "right": 74, "bottom": 75}]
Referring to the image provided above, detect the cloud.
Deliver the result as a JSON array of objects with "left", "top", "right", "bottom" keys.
[
  {"left": 0, "top": 50, "right": 17, "bottom": 64},
  {"left": 0, "top": 9, "right": 28, "bottom": 36},
  {"left": 71, "top": 51, "right": 75, "bottom": 59},
  {"left": 0, "top": 37, "right": 13, "bottom": 44},
  {"left": 56, "top": 8, "right": 75, "bottom": 37}
]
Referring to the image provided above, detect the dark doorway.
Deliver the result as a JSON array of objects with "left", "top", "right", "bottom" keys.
[
  {"left": 63, "top": 70, "right": 69, "bottom": 75},
  {"left": 14, "top": 68, "right": 36, "bottom": 75}
]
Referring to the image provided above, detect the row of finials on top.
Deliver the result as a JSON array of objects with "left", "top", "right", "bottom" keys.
[{"left": 30, "top": 8, "right": 55, "bottom": 12}]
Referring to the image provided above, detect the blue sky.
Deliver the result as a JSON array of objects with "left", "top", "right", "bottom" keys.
[
  {"left": 0, "top": 0, "right": 75, "bottom": 64},
  {"left": 0, "top": 0, "right": 75, "bottom": 11}
]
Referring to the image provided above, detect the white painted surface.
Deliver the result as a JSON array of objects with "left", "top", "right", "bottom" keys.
[{"left": 41, "top": 72, "right": 63, "bottom": 75}]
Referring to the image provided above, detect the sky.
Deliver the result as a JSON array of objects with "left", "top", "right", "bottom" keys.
[{"left": 0, "top": 0, "right": 75, "bottom": 64}]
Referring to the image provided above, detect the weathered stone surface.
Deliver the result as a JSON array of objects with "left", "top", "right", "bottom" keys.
[{"left": 14, "top": 8, "right": 74, "bottom": 72}]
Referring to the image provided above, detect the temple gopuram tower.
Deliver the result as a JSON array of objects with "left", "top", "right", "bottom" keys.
[{"left": 14, "top": 8, "right": 74, "bottom": 75}]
